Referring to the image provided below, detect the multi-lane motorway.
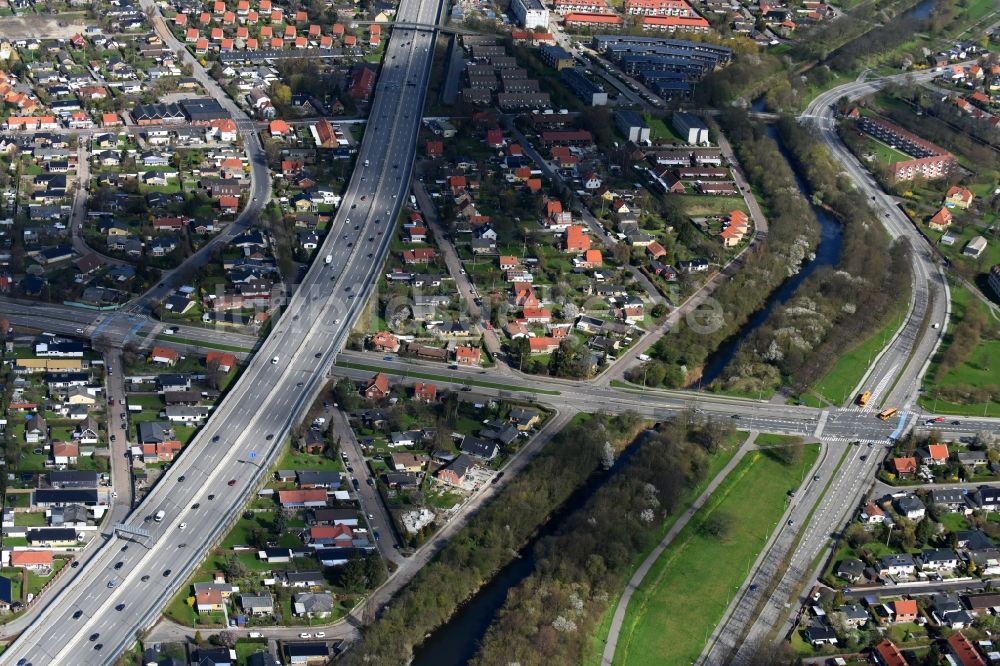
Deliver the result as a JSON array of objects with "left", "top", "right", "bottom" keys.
[
  {"left": 0, "top": 0, "right": 442, "bottom": 660},
  {"left": 5, "top": 17, "right": 1000, "bottom": 664}
]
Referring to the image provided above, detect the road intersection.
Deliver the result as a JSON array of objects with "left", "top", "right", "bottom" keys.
[
  {"left": 3, "top": 16, "right": 1000, "bottom": 666},
  {"left": 0, "top": 0, "right": 441, "bottom": 659}
]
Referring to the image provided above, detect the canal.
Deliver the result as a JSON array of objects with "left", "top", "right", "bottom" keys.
[
  {"left": 410, "top": 432, "right": 652, "bottom": 666},
  {"left": 697, "top": 124, "right": 844, "bottom": 386}
]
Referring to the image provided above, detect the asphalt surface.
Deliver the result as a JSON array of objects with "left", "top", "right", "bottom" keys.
[
  {"left": 0, "top": 0, "right": 441, "bottom": 659},
  {"left": 699, "top": 67, "right": 957, "bottom": 665}
]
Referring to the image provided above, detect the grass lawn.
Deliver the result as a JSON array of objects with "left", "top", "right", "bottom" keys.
[
  {"left": 805, "top": 298, "right": 909, "bottom": 407},
  {"left": 938, "top": 512, "right": 969, "bottom": 533},
  {"left": 154, "top": 334, "right": 254, "bottom": 353},
  {"left": 865, "top": 137, "right": 912, "bottom": 166},
  {"left": 27, "top": 560, "right": 65, "bottom": 596},
  {"left": 754, "top": 433, "right": 804, "bottom": 447},
  {"left": 13, "top": 512, "right": 47, "bottom": 527},
  {"left": 613, "top": 444, "right": 820, "bottom": 666},
  {"left": 585, "top": 433, "right": 748, "bottom": 666},
  {"left": 918, "top": 283, "right": 1000, "bottom": 416},
  {"left": 643, "top": 114, "right": 686, "bottom": 144},
  {"left": 677, "top": 194, "right": 749, "bottom": 218},
  {"left": 275, "top": 449, "right": 344, "bottom": 472},
  {"left": 334, "top": 361, "right": 560, "bottom": 395}
]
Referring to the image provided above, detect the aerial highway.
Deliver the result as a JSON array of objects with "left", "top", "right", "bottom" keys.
[{"left": 0, "top": 0, "right": 442, "bottom": 659}]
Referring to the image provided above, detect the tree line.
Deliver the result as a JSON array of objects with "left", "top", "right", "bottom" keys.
[
  {"left": 469, "top": 418, "right": 750, "bottom": 666},
  {"left": 342, "top": 413, "right": 647, "bottom": 664},
  {"left": 713, "top": 117, "right": 914, "bottom": 396},
  {"left": 633, "top": 111, "right": 820, "bottom": 388}
]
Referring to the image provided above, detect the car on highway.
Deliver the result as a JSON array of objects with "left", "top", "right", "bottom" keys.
[
  {"left": 228, "top": 479, "right": 237, "bottom": 486},
  {"left": 315, "top": 632, "right": 326, "bottom": 638},
  {"left": 163, "top": 569, "right": 171, "bottom": 577},
  {"left": 114, "top": 561, "right": 123, "bottom": 570},
  {"left": 271, "top": 356, "right": 279, "bottom": 364},
  {"left": 212, "top": 435, "right": 220, "bottom": 442},
  {"left": 299, "top": 633, "right": 313, "bottom": 639},
  {"left": 374, "top": 530, "right": 380, "bottom": 541},
  {"left": 94, "top": 644, "right": 103, "bottom": 651},
  {"left": 178, "top": 475, "right": 186, "bottom": 482},
  {"left": 107, "top": 580, "right": 116, "bottom": 588},
  {"left": 192, "top": 503, "right": 200, "bottom": 509},
  {"left": 110, "top": 434, "right": 116, "bottom": 442},
  {"left": 266, "top": 433, "right": 274, "bottom": 440},
  {"left": 351, "top": 478, "right": 361, "bottom": 491},
  {"left": 952, "top": 420, "right": 961, "bottom": 425},
  {"left": 71, "top": 560, "right": 79, "bottom": 568},
  {"left": 115, "top": 603, "right": 125, "bottom": 611},
  {"left": 141, "top": 575, "right": 150, "bottom": 582},
  {"left": 179, "top": 522, "right": 187, "bottom": 530},
  {"left": 89, "top": 634, "right": 99, "bottom": 642},
  {"left": 73, "top": 610, "right": 84, "bottom": 619},
  {"left": 208, "top": 494, "right": 215, "bottom": 500}
]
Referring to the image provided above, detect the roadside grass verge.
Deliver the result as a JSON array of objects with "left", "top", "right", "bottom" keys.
[
  {"left": 154, "top": 334, "right": 254, "bottom": 354},
  {"left": 335, "top": 361, "right": 560, "bottom": 395},
  {"left": 612, "top": 444, "right": 820, "bottom": 666},
  {"left": 806, "top": 300, "right": 908, "bottom": 407}
]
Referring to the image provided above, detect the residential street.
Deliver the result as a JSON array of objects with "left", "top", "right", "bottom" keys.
[
  {"left": 410, "top": 176, "right": 505, "bottom": 360},
  {"left": 144, "top": 410, "right": 570, "bottom": 645}
]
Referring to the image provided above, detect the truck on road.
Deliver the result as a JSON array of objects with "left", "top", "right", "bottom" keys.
[{"left": 154, "top": 510, "right": 166, "bottom": 522}]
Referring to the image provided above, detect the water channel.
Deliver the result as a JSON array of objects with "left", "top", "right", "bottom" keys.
[
  {"left": 410, "top": 433, "right": 652, "bottom": 665},
  {"left": 409, "top": 1, "right": 938, "bottom": 650},
  {"left": 697, "top": 125, "right": 844, "bottom": 386}
]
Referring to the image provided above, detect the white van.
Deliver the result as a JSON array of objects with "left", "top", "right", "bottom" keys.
[{"left": 154, "top": 510, "right": 166, "bottom": 522}]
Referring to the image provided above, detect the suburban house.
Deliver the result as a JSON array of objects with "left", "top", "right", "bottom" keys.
[
  {"left": 917, "top": 443, "right": 949, "bottom": 466},
  {"left": 944, "top": 185, "right": 974, "bottom": 209},
  {"left": 239, "top": 593, "right": 274, "bottom": 616},
  {"left": 362, "top": 373, "right": 391, "bottom": 400},
  {"left": 928, "top": 207, "right": 952, "bottom": 231},
  {"left": 149, "top": 346, "right": 179, "bottom": 366},
  {"left": 9, "top": 550, "right": 54, "bottom": 572},
  {"left": 892, "top": 599, "right": 919, "bottom": 624},
  {"left": 894, "top": 495, "right": 926, "bottom": 521},
  {"left": 860, "top": 502, "right": 887, "bottom": 526},
  {"left": 919, "top": 548, "right": 960, "bottom": 572},
  {"left": 891, "top": 457, "right": 918, "bottom": 478},
  {"left": 873, "top": 639, "right": 909, "bottom": 666},
  {"left": 51, "top": 441, "right": 79, "bottom": 465},
  {"left": 879, "top": 553, "right": 916, "bottom": 578},
  {"left": 195, "top": 588, "right": 225, "bottom": 613}
]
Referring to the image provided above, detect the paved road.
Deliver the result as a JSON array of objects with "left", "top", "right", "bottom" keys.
[
  {"left": 0, "top": 0, "right": 442, "bottom": 659},
  {"left": 700, "top": 66, "right": 956, "bottom": 665},
  {"left": 143, "top": 410, "right": 572, "bottom": 646},
  {"left": 410, "top": 175, "right": 504, "bottom": 360},
  {"left": 69, "top": 141, "right": 125, "bottom": 268}
]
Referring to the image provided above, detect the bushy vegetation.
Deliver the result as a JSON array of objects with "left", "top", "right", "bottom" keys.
[
  {"left": 630, "top": 111, "right": 819, "bottom": 388},
  {"left": 469, "top": 416, "right": 735, "bottom": 666},
  {"left": 344, "top": 413, "right": 645, "bottom": 665},
  {"left": 712, "top": 117, "right": 913, "bottom": 397}
]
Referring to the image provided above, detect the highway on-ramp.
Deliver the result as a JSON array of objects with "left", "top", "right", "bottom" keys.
[{"left": 0, "top": 0, "right": 442, "bottom": 661}]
